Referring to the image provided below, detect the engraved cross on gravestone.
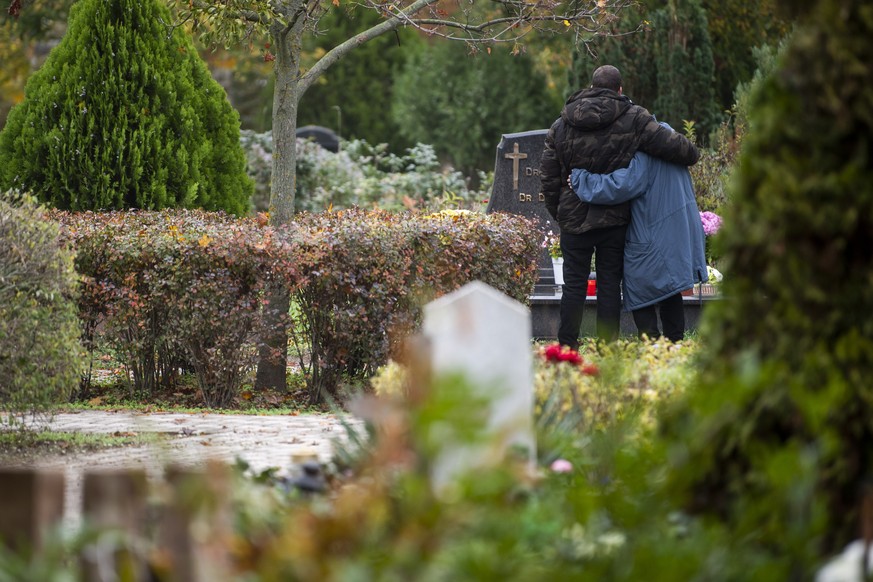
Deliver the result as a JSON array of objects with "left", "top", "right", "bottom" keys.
[{"left": 486, "top": 129, "right": 557, "bottom": 293}]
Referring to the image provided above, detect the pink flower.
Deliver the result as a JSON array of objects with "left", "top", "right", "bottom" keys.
[
  {"left": 700, "top": 211, "right": 722, "bottom": 236},
  {"left": 550, "top": 459, "right": 573, "bottom": 473}
]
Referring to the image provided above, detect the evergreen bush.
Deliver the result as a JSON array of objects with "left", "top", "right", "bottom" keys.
[
  {"left": 0, "top": 193, "right": 82, "bottom": 425},
  {"left": 661, "top": 0, "right": 873, "bottom": 565},
  {"left": 650, "top": 0, "right": 721, "bottom": 139},
  {"left": 0, "top": 0, "right": 252, "bottom": 214}
]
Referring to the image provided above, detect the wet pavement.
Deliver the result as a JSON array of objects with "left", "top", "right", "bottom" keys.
[{"left": 4, "top": 410, "right": 361, "bottom": 527}]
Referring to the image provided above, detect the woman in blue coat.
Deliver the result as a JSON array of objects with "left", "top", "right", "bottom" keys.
[{"left": 569, "top": 136, "right": 707, "bottom": 341}]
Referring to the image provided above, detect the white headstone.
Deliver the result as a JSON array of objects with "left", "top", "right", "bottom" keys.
[{"left": 422, "top": 281, "right": 536, "bottom": 495}]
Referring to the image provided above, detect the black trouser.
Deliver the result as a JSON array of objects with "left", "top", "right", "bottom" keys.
[
  {"left": 632, "top": 292, "right": 685, "bottom": 342},
  {"left": 558, "top": 225, "right": 627, "bottom": 348}
]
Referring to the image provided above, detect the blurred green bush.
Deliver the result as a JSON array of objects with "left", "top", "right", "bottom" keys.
[{"left": 1, "top": 193, "right": 82, "bottom": 425}]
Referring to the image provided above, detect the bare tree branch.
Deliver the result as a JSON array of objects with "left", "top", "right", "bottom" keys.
[
  {"left": 298, "top": 0, "right": 436, "bottom": 93},
  {"left": 299, "top": 0, "right": 637, "bottom": 91}
]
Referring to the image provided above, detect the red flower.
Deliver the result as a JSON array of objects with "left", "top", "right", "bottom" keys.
[
  {"left": 542, "top": 343, "right": 583, "bottom": 366},
  {"left": 581, "top": 363, "right": 600, "bottom": 376}
]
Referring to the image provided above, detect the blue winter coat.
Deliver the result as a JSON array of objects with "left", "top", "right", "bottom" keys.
[{"left": 569, "top": 150, "right": 707, "bottom": 311}]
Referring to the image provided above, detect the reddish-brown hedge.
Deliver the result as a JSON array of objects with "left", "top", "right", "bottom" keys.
[{"left": 58, "top": 208, "right": 539, "bottom": 406}]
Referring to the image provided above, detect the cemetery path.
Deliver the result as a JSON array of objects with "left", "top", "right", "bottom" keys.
[{"left": 5, "top": 410, "right": 360, "bottom": 528}]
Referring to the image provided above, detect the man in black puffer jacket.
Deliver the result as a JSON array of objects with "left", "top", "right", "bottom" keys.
[{"left": 540, "top": 65, "right": 699, "bottom": 347}]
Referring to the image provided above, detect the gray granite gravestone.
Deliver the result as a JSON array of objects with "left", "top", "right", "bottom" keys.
[
  {"left": 296, "top": 125, "right": 340, "bottom": 152},
  {"left": 486, "top": 130, "right": 554, "bottom": 243},
  {"left": 485, "top": 130, "right": 557, "bottom": 296}
]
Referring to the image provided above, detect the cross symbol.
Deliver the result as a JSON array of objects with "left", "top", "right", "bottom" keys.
[{"left": 504, "top": 142, "right": 528, "bottom": 191}]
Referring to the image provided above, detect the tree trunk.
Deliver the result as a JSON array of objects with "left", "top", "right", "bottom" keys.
[
  {"left": 254, "top": 20, "right": 303, "bottom": 391},
  {"left": 253, "top": 1, "right": 428, "bottom": 391},
  {"left": 254, "top": 283, "right": 292, "bottom": 390}
]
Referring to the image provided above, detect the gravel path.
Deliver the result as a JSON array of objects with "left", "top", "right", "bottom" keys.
[{"left": 4, "top": 410, "right": 362, "bottom": 527}]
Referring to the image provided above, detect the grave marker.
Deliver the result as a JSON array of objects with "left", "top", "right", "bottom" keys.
[
  {"left": 486, "top": 129, "right": 553, "bottom": 234},
  {"left": 422, "top": 281, "right": 536, "bottom": 495},
  {"left": 0, "top": 468, "right": 65, "bottom": 553},
  {"left": 486, "top": 130, "right": 558, "bottom": 298}
]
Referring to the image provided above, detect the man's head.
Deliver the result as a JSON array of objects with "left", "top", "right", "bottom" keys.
[{"left": 591, "top": 65, "right": 622, "bottom": 93}]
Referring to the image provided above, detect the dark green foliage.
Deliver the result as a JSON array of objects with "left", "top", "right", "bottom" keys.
[
  {"left": 392, "top": 42, "right": 561, "bottom": 177},
  {"left": 0, "top": 193, "right": 82, "bottom": 425},
  {"left": 701, "top": 0, "right": 789, "bottom": 114},
  {"left": 297, "top": 6, "right": 423, "bottom": 152},
  {"left": 56, "top": 210, "right": 298, "bottom": 407},
  {"left": 662, "top": 0, "right": 873, "bottom": 562},
  {"left": 571, "top": 0, "right": 720, "bottom": 139},
  {"left": 291, "top": 208, "right": 540, "bottom": 403},
  {"left": 569, "top": 5, "right": 657, "bottom": 106},
  {"left": 650, "top": 0, "right": 720, "bottom": 138},
  {"left": 0, "top": 0, "right": 252, "bottom": 214},
  {"left": 572, "top": 0, "right": 785, "bottom": 143},
  {"left": 687, "top": 41, "right": 786, "bottom": 215}
]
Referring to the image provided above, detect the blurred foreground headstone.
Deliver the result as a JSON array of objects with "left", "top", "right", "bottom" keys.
[{"left": 422, "top": 281, "right": 536, "bottom": 495}]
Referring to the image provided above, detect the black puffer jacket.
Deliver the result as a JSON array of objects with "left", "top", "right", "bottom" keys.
[{"left": 540, "top": 87, "right": 699, "bottom": 234}]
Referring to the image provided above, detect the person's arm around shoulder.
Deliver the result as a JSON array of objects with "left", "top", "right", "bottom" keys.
[
  {"left": 635, "top": 108, "right": 699, "bottom": 166},
  {"left": 569, "top": 151, "right": 651, "bottom": 205}
]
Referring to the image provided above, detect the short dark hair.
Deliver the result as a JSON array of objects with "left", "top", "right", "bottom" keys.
[{"left": 591, "top": 65, "right": 622, "bottom": 92}]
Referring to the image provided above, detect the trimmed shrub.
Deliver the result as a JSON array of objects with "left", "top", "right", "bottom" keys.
[
  {"left": 57, "top": 210, "right": 299, "bottom": 407},
  {"left": 0, "top": 193, "right": 82, "bottom": 425},
  {"left": 60, "top": 208, "right": 536, "bottom": 406},
  {"left": 661, "top": 0, "right": 873, "bottom": 566},
  {"left": 412, "top": 209, "right": 539, "bottom": 304},
  {"left": 291, "top": 208, "right": 540, "bottom": 403},
  {"left": 0, "top": 0, "right": 252, "bottom": 214}
]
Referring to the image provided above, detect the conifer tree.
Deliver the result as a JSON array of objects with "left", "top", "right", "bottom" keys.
[
  {"left": 650, "top": 0, "right": 719, "bottom": 138},
  {"left": 568, "top": 5, "right": 656, "bottom": 107},
  {"left": 569, "top": 0, "right": 719, "bottom": 140},
  {"left": 662, "top": 0, "right": 873, "bottom": 563},
  {"left": 0, "top": 0, "right": 252, "bottom": 213},
  {"left": 392, "top": 42, "right": 560, "bottom": 177}
]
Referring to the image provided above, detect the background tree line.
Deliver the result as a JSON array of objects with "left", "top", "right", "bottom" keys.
[{"left": 3, "top": 0, "right": 788, "bottom": 177}]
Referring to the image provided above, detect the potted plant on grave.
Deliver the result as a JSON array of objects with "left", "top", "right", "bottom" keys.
[
  {"left": 542, "top": 230, "right": 563, "bottom": 285},
  {"left": 698, "top": 211, "right": 723, "bottom": 295}
]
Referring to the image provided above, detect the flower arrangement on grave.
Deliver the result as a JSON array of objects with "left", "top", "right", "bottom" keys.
[
  {"left": 707, "top": 265, "right": 723, "bottom": 284},
  {"left": 542, "top": 230, "right": 561, "bottom": 259},
  {"left": 699, "top": 210, "right": 722, "bottom": 265}
]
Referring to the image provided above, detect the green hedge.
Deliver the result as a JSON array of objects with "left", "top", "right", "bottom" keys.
[{"left": 1, "top": 194, "right": 82, "bottom": 424}]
